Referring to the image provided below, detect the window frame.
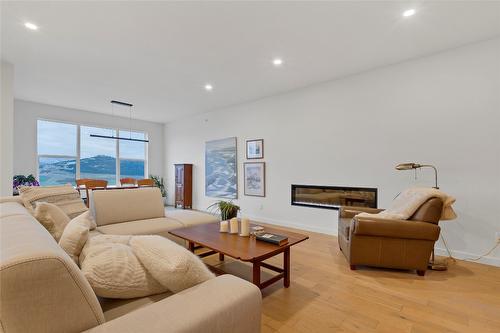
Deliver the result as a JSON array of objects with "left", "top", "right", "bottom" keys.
[{"left": 36, "top": 118, "right": 148, "bottom": 186}]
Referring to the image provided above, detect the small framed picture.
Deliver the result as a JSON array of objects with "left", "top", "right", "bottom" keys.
[
  {"left": 246, "top": 139, "right": 264, "bottom": 159},
  {"left": 244, "top": 162, "right": 265, "bottom": 197}
]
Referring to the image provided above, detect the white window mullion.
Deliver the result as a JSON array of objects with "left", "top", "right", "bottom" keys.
[
  {"left": 76, "top": 125, "right": 81, "bottom": 179},
  {"left": 145, "top": 132, "right": 149, "bottom": 178},
  {"left": 116, "top": 129, "right": 120, "bottom": 185}
]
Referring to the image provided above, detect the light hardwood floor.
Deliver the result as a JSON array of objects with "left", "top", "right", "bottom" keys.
[{"left": 203, "top": 224, "right": 500, "bottom": 333}]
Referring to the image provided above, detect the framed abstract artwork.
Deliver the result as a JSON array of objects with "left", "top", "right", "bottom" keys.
[
  {"left": 244, "top": 162, "right": 265, "bottom": 197},
  {"left": 205, "top": 137, "right": 238, "bottom": 199},
  {"left": 246, "top": 139, "right": 264, "bottom": 159}
]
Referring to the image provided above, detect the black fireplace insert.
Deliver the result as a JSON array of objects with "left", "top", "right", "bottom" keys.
[{"left": 291, "top": 184, "right": 377, "bottom": 210}]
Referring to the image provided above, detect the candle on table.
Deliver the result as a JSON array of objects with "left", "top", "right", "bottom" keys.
[
  {"left": 229, "top": 218, "right": 239, "bottom": 234},
  {"left": 240, "top": 218, "right": 250, "bottom": 236},
  {"left": 220, "top": 220, "right": 229, "bottom": 233}
]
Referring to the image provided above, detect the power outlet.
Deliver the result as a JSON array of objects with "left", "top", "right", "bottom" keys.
[{"left": 496, "top": 232, "right": 500, "bottom": 242}]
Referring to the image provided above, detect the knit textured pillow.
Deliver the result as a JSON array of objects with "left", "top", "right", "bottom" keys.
[
  {"left": 33, "top": 202, "right": 70, "bottom": 241},
  {"left": 19, "top": 185, "right": 87, "bottom": 219},
  {"left": 81, "top": 241, "right": 167, "bottom": 299},
  {"left": 130, "top": 235, "right": 215, "bottom": 293}
]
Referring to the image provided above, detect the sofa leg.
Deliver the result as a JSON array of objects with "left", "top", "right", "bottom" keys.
[
  {"left": 417, "top": 270, "right": 426, "bottom": 276},
  {"left": 350, "top": 265, "right": 356, "bottom": 270}
]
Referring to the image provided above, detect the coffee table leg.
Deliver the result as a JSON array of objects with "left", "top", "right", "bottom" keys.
[
  {"left": 253, "top": 261, "right": 261, "bottom": 287},
  {"left": 284, "top": 247, "right": 290, "bottom": 288},
  {"left": 188, "top": 241, "right": 195, "bottom": 253},
  {"left": 219, "top": 253, "right": 225, "bottom": 261}
]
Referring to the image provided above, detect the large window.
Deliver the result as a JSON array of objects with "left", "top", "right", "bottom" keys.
[
  {"left": 38, "top": 120, "right": 77, "bottom": 185},
  {"left": 119, "top": 130, "right": 146, "bottom": 180},
  {"left": 37, "top": 120, "right": 148, "bottom": 186},
  {"left": 80, "top": 126, "right": 118, "bottom": 185}
]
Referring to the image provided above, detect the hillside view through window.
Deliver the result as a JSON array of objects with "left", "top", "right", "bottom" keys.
[{"left": 37, "top": 120, "right": 147, "bottom": 186}]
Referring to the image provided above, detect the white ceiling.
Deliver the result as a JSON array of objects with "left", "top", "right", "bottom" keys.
[{"left": 2, "top": 1, "right": 500, "bottom": 123}]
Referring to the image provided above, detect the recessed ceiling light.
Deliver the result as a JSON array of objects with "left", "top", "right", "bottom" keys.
[
  {"left": 402, "top": 9, "right": 416, "bottom": 17},
  {"left": 24, "top": 22, "right": 39, "bottom": 30},
  {"left": 272, "top": 58, "right": 283, "bottom": 66},
  {"left": 204, "top": 84, "right": 213, "bottom": 91}
]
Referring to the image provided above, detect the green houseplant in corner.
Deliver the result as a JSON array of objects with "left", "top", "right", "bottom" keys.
[
  {"left": 207, "top": 200, "right": 240, "bottom": 221},
  {"left": 150, "top": 175, "right": 167, "bottom": 205}
]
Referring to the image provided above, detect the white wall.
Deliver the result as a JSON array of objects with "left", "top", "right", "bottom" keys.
[
  {"left": 165, "top": 38, "right": 500, "bottom": 266},
  {"left": 0, "top": 61, "right": 14, "bottom": 196},
  {"left": 14, "top": 100, "right": 165, "bottom": 180}
]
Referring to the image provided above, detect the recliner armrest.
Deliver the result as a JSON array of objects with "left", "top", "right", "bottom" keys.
[
  {"left": 352, "top": 217, "right": 440, "bottom": 241},
  {"left": 83, "top": 275, "right": 261, "bottom": 333},
  {"left": 339, "top": 206, "right": 384, "bottom": 218}
]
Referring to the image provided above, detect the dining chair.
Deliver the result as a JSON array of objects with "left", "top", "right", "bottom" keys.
[
  {"left": 76, "top": 178, "right": 93, "bottom": 205},
  {"left": 137, "top": 178, "right": 155, "bottom": 187},
  {"left": 84, "top": 180, "right": 108, "bottom": 208},
  {"left": 120, "top": 178, "right": 137, "bottom": 186}
]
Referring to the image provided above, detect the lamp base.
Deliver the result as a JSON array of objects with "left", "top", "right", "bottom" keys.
[
  {"left": 429, "top": 262, "right": 448, "bottom": 271},
  {"left": 428, "top": 249, "right": 450, "bottom": 271}
]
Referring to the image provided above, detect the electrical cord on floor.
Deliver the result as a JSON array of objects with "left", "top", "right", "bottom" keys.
[
  {"left": 467, "top": 241, "right": 500, "bottom": 261},
  {"left": 441, "top": 232, "right": 500, "bottom": 262}
]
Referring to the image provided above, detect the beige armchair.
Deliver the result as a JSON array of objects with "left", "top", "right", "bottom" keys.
[{"left": 338, "top": 198, "right": 443, "bottom": 276}]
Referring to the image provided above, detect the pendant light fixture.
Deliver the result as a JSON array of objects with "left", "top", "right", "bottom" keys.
[{"left": 90, "top": 100, "right": 149, "bottom": 143}]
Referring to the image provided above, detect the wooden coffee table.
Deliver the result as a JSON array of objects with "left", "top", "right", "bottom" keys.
[{"left": 169, "top": 222, "right": 309, "bottom": 289}]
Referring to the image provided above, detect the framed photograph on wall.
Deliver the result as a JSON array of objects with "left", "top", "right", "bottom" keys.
[
  {"left": 244, "top": 162, "right": 265, "bottom": 197},
  {"left": 246, "top": 139, "right": 264, "bottom": 159}
]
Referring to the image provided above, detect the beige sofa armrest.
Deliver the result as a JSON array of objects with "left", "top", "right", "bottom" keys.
[
  {"left": 84, "top": 274, "right": 262, "bottom": 333},
  {"left": 0, "top": 196, "right": 23, "bottom": 204},
  {"left": 352, "top": 217, "right": 440, "bottom": 241}
]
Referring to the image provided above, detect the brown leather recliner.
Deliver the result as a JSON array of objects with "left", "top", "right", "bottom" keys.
[{"left": 338, "top": 198, "right": 443, "bottom": 276}]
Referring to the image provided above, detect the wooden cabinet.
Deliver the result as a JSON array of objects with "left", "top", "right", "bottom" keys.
[{"left": 174, "top": 164, "right": 192, "bottom": 209}]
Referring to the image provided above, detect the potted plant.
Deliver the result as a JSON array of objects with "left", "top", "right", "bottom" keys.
[
  {"left": 13, "top": 174, "right": 40, "bottom": 195},
  {"left": 149, "top": 175, "right": 167, "bottom": 205},
  {"left": 207, "top": 200, "right": 240, "bottom": 220}
]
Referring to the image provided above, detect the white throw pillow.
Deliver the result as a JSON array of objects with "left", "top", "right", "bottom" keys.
[
  {"left": 33, "top": 202, "right": 70, "bottom": 241},
  {"left": 130, "top": 235, "right": 215, "bottom": 293},
  {"left": 81, "top": 242, "right": 167, "bottom": 299},
  {"left": 80, "top": 234, "right": 132, "bottom": 264},
  {"left": 59, "top": 211, "right": 92, "bottom": 263}
]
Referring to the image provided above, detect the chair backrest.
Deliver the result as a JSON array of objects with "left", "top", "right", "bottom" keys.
[
  {"left": 76, "top": 178, "right": 92, "bottom": 187},
  {"left": 409, "top": 197, "right": 443, "bottom": 224},
  {"left": 0, "top": 202, "right": 105, "bottom": 332},
  {"left": 91, "top": 187, "right": 165, "bottom": 226},
  {"left": 137, "top": 178, "right": 154, "bottom": 187},
  {"left": 120, "top": 178, "right": 137, "bottom": 186},
  {"left": 84, "top": 180, "right": 108, "bottom": 208}
]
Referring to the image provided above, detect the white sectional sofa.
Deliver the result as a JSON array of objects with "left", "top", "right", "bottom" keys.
[{"left": 0, "top": 189, "right": 262, "bottom": 333}]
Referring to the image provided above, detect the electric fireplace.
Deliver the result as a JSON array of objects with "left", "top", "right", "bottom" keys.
[{"left": 291, "top": 184, "right": 377, "bottom": 210}]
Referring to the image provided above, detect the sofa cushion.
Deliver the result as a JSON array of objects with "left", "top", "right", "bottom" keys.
[
  {"left": 59, "top": 211, "right": 93, "bottom": 263},
  {"left": 100, "top": 292, "right": 173, "bottom": 321},
  {"left": 92, "top": 188, "right": 165, "bottom": 226},
  {"left": 81, "top": 241, "right": 167, "bottom": 299},
  {"left": 166, "top": 209, "right": 219, "bottom": 227},
  {"left": 18, "top": 184, "right": 88, "bottom": 219},
  {"left": 96, "top": 217, "right": 184, "bottom": 243},
  {"left": 130, "top": 236, "right": 215, "bottom": 293},
  {"left": 33, "top": 202, "right": 71, "bottom": 241}
]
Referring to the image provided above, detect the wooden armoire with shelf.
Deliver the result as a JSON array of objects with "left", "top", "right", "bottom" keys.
[{"left": 174, "top": 164, "right": 192, "bottom": 209}]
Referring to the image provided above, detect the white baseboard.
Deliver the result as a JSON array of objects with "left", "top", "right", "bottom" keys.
[
  {"left": 196, "top": 208, "right": 500, "bottom": 268},
  {"left": 245, "top": 214, "right": 337, "bottom": 236},
  {"left": 434, "top": 247, "right": 500, "bottom": 267}
]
